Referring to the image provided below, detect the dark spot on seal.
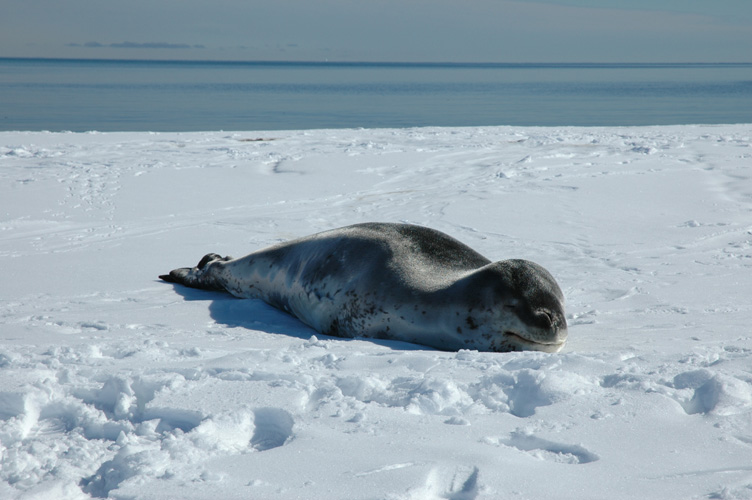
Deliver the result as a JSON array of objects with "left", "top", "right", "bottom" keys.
[{"left": 466, "top": 316, "right": 479, "bottom": 330}]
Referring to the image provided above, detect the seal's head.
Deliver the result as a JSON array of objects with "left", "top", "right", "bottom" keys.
[{"left": 464, "top": 259, "right": 568, "bottom": 353}]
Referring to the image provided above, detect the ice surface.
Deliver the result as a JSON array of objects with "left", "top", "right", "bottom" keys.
[{"left": 1, "top": 125, "right": 752, "bottom": 499}]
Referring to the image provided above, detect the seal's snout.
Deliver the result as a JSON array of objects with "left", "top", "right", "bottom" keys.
[
  {"left": 549, "top": 319, "right": 569, "bottom": 351},
  {"left": 512, "top": 308, "right": 567, "bottom": 352}
]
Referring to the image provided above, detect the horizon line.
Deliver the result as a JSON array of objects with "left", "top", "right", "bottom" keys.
[{"left": 2, "top": 56, "right": 752, "bottom": 68}]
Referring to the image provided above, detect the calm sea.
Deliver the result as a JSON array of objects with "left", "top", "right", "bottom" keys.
[{"left": 1, "top": 58, "right": 751, "bottom": 132}]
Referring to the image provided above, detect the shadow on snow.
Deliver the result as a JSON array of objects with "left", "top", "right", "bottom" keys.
[{"left": 160, "top": 280, "right": 430, "bottom": 352}]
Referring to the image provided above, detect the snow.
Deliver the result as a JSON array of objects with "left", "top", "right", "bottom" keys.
[{"left": 1, "top": 124, "right": 752, "bottom": 499}]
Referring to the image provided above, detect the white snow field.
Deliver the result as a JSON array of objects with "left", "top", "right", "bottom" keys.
[{"left": 1, "top": 125, "right": 752, "bottom": 499}]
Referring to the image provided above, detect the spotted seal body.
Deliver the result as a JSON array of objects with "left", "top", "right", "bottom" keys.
[{"left": 159, "top": 223, "right": 567, "bottom": 352}]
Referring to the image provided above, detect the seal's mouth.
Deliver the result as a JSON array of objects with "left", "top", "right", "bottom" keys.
[{"left": 504, "top": 331, "right": 566, "bottom": 352}]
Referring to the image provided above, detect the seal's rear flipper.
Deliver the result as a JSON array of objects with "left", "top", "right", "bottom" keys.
[
  {"left": 159, "top": 267, "right": 207, "bottom": 288},
  {"left": 159, "top": 268, "right": 191, "bottom": 284},
  {"left": 159, "top": 253, "right": 233, "bottom": 291}
]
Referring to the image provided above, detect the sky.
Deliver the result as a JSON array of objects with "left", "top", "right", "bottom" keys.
[{"left": 2, "top": 0, "right": 751, "bottom": 63}]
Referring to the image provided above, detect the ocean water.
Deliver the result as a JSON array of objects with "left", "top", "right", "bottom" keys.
[{"left": 1, "top": 58, "right": 750, "bottom": 132}]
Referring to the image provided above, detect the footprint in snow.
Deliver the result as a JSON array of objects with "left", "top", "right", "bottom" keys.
[
  {"left": 487, "top": 431, "right": 598, "bottom": 465},
  {"left": 251, "top": 407, "right": 295, "bottom": 451},
  {"left": 402, "top": 465, "right": 481, "bottom": 500}
]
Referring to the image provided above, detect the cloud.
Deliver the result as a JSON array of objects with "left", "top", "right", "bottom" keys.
[{"left": 68, "top": 41, "right": 205, "bottom": 50}]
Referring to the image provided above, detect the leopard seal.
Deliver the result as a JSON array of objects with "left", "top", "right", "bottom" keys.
[{"left": 159, "top": 222, "right": 567, "bottom": 352}]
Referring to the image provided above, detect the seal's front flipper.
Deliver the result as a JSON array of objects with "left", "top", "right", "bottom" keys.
[{"left": 159, "top": 253, "right": 232, "bottom": 291}]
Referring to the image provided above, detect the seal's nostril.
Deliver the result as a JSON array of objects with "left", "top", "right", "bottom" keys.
[{"left": 539, "top": 309, "right": 553, "bottom": 327}]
